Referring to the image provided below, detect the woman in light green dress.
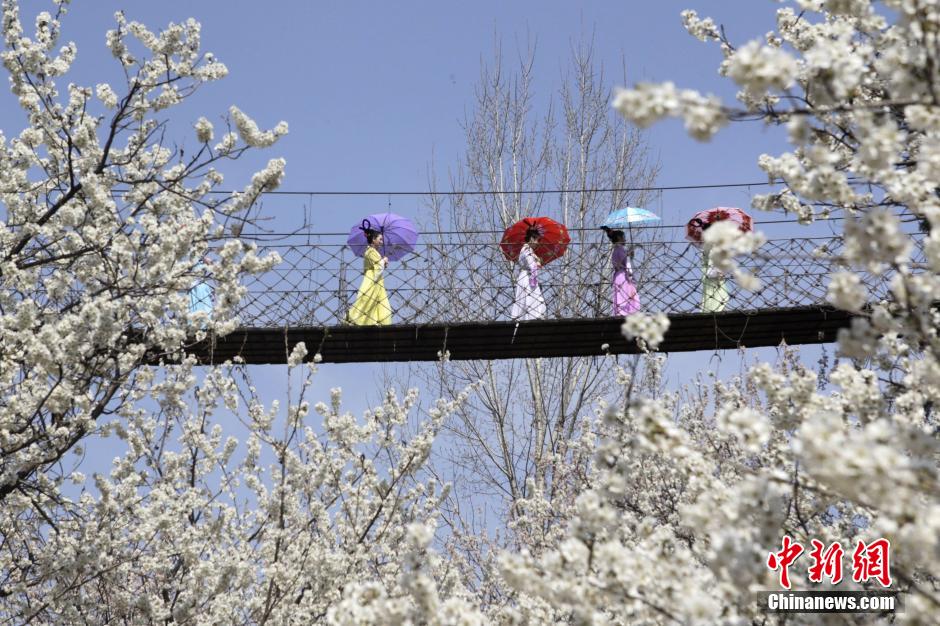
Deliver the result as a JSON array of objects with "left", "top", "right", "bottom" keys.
[
  {"left": 693, "top": 219, "right": 728, "bottom": 313},
  {"left": 701, "top": 247, "right": 728, "bottom": 313}
]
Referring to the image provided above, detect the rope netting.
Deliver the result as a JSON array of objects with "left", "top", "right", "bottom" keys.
[{"left": 234, "top": 232, "right": 922, "bottom": 328}]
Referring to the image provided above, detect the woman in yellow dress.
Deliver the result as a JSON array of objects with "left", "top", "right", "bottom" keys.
[{"left": 347, "top": 228, "right": 391, "bottom": 325}]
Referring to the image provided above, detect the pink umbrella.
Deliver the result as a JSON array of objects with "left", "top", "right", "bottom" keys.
[{"left": 686, "top": 207, "right": 753, "bottom": 246}]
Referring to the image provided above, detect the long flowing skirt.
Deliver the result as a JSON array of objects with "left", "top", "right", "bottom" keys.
[
  {"left": 702, "top": 277, "right": 728, "bottom": 313},
  {"left": 348, "top": 275, "right": 392, "bottom": 325},
  {"left": 613, "top": 271, "right": 641, "bottom": 316},
  {"left": 511, "top": 270, "right": 546, "bottom": 320}
]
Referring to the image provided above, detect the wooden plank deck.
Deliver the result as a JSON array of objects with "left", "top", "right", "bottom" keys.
[{"left": 175, "top": 306, "right": 853, "bottom": 365}]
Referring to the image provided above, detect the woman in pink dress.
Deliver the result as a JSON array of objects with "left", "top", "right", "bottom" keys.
[{"left": 604, "top": 228, "right": 641, "bottom": 316}]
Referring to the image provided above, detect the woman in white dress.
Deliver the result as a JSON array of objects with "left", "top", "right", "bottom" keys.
[{"left": 511, "top": 228, "right": 547, "bottom": 320}]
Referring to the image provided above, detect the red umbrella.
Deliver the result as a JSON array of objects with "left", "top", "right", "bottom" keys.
[
  {"left": 686, "top": 207, "right": 753, "bottom": 245},
  {"left": 500, "top": 217, "right": 571, "bottom": 265}
]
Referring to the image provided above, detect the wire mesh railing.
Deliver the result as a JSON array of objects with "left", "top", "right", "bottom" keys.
[{"left": 234, "top": 234, "right": 915, "bottom": 328}]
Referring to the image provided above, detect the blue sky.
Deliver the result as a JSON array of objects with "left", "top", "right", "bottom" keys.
[
  {"left": 8, "top": 1, "right": 789, "bottom": 208},
  {"left": 3, "top": 1, "right": 831, "bottom": 412}
]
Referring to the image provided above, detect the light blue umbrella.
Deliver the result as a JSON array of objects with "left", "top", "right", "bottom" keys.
[
  {"left": 189, "top": 281, "right": 212, "bottom": 314},
  {"left": 600, "top": 207, "right": 660, "bottom": 229},
  {"left": 189, "top": 265, "right": 212, "bottom": 316}
]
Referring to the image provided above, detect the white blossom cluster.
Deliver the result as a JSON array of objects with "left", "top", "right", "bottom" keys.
[
  {"left": 722, "top": 39, "right": 799, "bottom": 98},
  {"left": 612, "top": 82, "right": 727, "bottom": 141},
  {"left": 702, "top": 220, "right": 767, "bottom": 291},
  {"left": 826, "top": 270, "right": 867, "bottom": 312},
  {"left": 621, "top": 311, "right": 670, "bottom": 351},
  {"left": 231, "top": 105, "right": 289, "bottom": 148}
]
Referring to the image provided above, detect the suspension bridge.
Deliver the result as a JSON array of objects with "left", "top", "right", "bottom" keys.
[{"left": 187, "top": 230, "right": 898, "bottom": 364}]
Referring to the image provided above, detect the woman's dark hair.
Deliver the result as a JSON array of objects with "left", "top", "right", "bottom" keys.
[
  {"left": 364, "top": 228, "right": 381, "bottom": 244},
  {"left": 525, "top": 227, "right": 541, "bottom": 242},
  {"left": 689, "top": 217, "right": 715, "bottom": 234},
  {"left": 604, "top": 228, "right": 626, "bottom": 244}
]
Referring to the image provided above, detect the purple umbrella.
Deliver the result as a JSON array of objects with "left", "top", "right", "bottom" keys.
[{"left": 346, "top": 213, "right": 419, "bottom": 261}]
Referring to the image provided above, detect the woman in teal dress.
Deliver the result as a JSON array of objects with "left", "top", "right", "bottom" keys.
[
  {"left": 691, "top": 218, "right": 728, "bottom": 313},
  {"left": 347, "top": 229, "right": 391, "bottom": 325},
  {"left": 701, "top": 247, "right": 728, "bottom": 312}
]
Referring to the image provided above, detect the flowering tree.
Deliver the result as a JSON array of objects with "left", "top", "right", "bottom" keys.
[
  {"left": 496, "top": 1, "right": 940, "bottom": 622},
  {"left": 0, "top": 4, "right": 483, "bottom": 623},
  {"left": 2, "top": 343, "right": 486, "bottom": 623},
  {"left": 0, "top": 0, "right": 287, "bottom": 503}
]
